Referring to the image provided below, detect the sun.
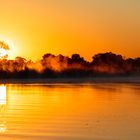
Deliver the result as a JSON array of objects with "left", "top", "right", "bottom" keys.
[
  {"left": 0, "top": 48, "right": 8, "bottom": 58},
  {"left": 0, "top": 35, "right": 21, "bottom": 60},
  {"left": 0, "top": 41, "right": 10, "bottom": 59}
]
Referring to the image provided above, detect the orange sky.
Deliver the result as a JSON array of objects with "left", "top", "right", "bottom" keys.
[{"left": 0, "top": 0, "right": 140, "bottom": 61}]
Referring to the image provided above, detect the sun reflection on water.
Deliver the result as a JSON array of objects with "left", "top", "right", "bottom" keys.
[
  {"left": 0, "top": 85, "right": 7, "bottom": 133},
  {"left": 0, "top": 85, "right": 6, "bottom": 105},
  {"left": 0, "top": 124, "right": 7, "bottom": 133}
]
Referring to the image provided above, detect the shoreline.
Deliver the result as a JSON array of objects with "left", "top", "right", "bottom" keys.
[{"left": 1, "top": 76, "right": 140, "bottom": 84}]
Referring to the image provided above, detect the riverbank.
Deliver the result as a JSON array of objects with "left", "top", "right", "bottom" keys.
[{"left": 1, "top": 76, "right": 140, "bottom": 84}]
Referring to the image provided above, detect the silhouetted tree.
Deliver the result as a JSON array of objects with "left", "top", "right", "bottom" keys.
[{"left": 0, "top": 52, "right": 139, "bottom": 78}]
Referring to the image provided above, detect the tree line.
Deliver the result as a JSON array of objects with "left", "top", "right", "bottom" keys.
[{"left": 0, "top": 52, "right": 140, "bottom": 78}]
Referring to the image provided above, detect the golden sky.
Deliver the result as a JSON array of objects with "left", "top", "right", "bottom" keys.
[{"left": 0, "top": 0, "right": 140, "bottom": 61}]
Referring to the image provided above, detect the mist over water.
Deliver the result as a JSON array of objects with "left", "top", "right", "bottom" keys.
[{"left": 0, "top": 83, "right": 140, "bottom": 140}]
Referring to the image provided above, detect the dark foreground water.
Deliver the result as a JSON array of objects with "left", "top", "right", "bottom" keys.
[{"left": 0, "top": 83, "right": 140, "bottom": 140}]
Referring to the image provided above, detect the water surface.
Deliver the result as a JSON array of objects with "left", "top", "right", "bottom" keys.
[{"left": 0, "top": 83, "right": 140, "bottom": 140}]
